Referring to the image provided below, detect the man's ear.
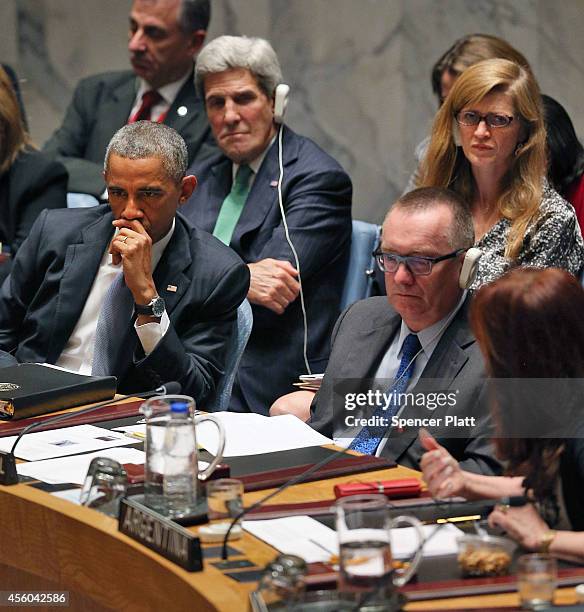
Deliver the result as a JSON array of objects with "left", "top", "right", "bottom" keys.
[
  {"left": 188, "top": 30, "right": 206, "bottom": 56},
  {"left": 179, "top": 175, "right": 197, "bottom": 205}
]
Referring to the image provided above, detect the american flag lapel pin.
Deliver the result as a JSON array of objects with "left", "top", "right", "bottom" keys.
[{"left": 167, "top": 284, "right": 178, "bottom": 292}]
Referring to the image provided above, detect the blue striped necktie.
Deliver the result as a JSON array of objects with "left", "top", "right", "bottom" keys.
[
  {"left": 349, "top": 333, "right": 422, "bottom": 455},
  {"left": 91, "top": 271, "right": 134, "bottom": 376}
]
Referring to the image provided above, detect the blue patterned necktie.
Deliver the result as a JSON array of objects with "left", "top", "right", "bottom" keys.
[
  {"left": 349, "top": 333, "right": 422, "bottom": 455},
  {"left": 91, "top": 271, "right": 134, "bottom": 376},
  {"left": 212, "top": 164, "right": 253, "bottom": 245}
]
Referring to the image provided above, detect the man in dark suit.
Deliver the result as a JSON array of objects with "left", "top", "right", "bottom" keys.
[
  {"left": 0, "top": 122, "right": 249, "bottom": 404},
  {"left": 303, "top": 187, "right": 499, "bottom": 474},
  {"left": 181, "top": 36, "right": 352, "bottom": 414},
  {"left": 43, "top": 0, "right": 214, "bottom": 199}
]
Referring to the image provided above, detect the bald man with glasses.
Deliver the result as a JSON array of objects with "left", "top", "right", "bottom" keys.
[{"left": 275, "top": 187, "right": 499, "bottom": 475}]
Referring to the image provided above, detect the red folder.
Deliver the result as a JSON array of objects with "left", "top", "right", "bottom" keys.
[{"left": 334, "top": 477, "right": 421, "bottom": 499}]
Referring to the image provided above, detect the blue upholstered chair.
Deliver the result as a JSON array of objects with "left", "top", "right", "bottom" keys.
[
  {"left": 340, "top": 220, "right": 381, "bottom": 310},
  {"left": 207, "top": 298, "right": 253, "bottom": 411},
  {"left": 67, "top": 193, "right": 100, "bottom": 208}
]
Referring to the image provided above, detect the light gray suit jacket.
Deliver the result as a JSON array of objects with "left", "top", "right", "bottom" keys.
[{"left": 309, "top": 296, "right": 500, "bottom": 475}]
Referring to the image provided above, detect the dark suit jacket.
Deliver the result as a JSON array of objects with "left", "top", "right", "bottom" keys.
[
  {"left": 0, "top": 148, "right": 68, "bottom": 284},
  {"left": 309, "top": 296, "right": 500, "bottom": 475},
  {"left": 182, "top": 126, "right": 352, "bottom": 413},
  {"left": 0, "top": 206, "right": 250, "bottom": 405},
  {"left": 42, "top": 70, "right": 215, "bottom": 197}
]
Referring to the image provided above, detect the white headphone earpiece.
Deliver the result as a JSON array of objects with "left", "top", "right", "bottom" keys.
[
  {"left": 274, "top": 83, "right": 290, "bottom": 124},
  {"left": 459, "top": 247, "right": 482, "bottom": 289}
]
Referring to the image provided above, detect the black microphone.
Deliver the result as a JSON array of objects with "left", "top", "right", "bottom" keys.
[{"left": 0, "top": 381, "right": 181, "bottom": 485}]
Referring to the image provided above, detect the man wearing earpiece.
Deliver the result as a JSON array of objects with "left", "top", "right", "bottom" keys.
[
  {"left": 305, "top": 187, "right": 500, "bottom": 474},
  {"left": 181, "top": 36, "right": 352, "bottom": 414}
]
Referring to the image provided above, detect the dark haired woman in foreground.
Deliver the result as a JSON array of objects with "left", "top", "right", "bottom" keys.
[{"left": 421, "top": 268, "right": 584, "bottom": 562}]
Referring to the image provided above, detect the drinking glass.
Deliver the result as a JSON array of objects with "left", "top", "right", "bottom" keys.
[
  {"left": 517, "top": 554, "right": 557, "bottom": 610},
  {"left": 335, "top": 495, "right": 423, "bottom": 610},
  {"left": 79, "top": 457, "right": 128, "bottom": 517},
  {"left": 206, "top": 478, "right": 244, "bottom": 519}
]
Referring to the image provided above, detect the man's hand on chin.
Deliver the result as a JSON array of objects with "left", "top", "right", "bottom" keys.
[
  {"left": 110, "top": 219, "right": 159, "bottom": 322},
  {"left": 247, "top": 258, "right": 300, "bottom": 314}
]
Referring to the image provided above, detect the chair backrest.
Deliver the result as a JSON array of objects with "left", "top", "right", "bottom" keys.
[
  {"left": 67, "top": 193, "right": 100, "bottom": 208},
  {"left": 340, "top": 220, "right": 381, "bottom": 310},
  {"left": 207, "top": 298, "right": 253, "bottom": 411}
]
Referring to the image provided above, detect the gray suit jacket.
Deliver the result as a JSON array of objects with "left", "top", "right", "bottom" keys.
[
  {"left": 43, "top": 70, "right": 215, "bottom": 197},
  {"left": 309, "top": 296, "right": 500, "bottom": 475}
]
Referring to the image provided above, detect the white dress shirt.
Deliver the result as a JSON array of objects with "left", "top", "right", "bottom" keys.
[
  {"left": 56, "top": 221, "right": 175, "bottom": 374},
  {"left": 230, "top": 135, "right": 276, "bottom": 189},
  {"left": 128, "top": 71, "right": 192, "bottom": 123}
]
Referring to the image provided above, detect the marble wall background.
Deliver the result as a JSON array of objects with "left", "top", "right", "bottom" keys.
[{"left": 1, "top": 0, "right": 583, "bottom": 222}]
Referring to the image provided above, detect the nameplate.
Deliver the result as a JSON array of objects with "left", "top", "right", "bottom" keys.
[{"left": 118, "top": 497, "right": 203, "bottom": 572}]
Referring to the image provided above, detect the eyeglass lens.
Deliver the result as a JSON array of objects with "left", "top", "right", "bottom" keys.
[{"left": 456, "top": 110, "right": 513, "bottom": 128}]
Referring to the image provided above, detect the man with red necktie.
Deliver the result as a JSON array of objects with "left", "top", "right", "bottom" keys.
[{"left": 44, "top": 0, "right": 215, "bottom": 199}]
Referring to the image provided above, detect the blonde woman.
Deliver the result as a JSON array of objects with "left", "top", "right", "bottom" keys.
[
  {"left": 419, "top": 58, "right": 584, "bottom": 289},
  {"left": 0, "top": 66, "right": 67, "bottom": 283}
]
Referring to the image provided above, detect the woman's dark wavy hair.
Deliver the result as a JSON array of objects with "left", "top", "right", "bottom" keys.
[
  {"left": 542, "top": 94, "right": 584, "bottom": 194},
  {"left": 470, "top": 268, "right": 584, "bottom": 502}
]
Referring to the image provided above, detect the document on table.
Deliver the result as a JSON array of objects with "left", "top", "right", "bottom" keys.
[
  {"left": 17, "top": 448, "right": 146, "bottom": 485},
  {"left": 196, "top": 413, "right": 333, "bottom": 456},
  {"left": 243, "top": 516, "right": 339, "bottom": 563},
  {"left": 0, "top": 424, "right": 139, "bottom": 461},
  {"left": 242, "top": 516, "right": 461, "bottom": 563}
]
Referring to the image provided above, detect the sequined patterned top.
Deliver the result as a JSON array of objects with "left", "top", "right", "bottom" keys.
[{"left": 470, "top": 183, "right": 584, "bottom": 290}]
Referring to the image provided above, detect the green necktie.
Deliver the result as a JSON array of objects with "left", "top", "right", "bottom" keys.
[{"left": 213, "top": 165, "right": 253, "bottom": 245}]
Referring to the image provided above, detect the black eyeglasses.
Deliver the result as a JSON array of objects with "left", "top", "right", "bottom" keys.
[
  {"left": 373, "top": 249, "right": 464, "bottom": 276},
  {"left": 455, "top": 110, "right": 514, "bottom": 129}
]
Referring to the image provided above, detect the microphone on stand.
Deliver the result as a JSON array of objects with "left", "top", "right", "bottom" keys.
[{"left": 0, "top": 381, "right": 181, "bottom": 485}]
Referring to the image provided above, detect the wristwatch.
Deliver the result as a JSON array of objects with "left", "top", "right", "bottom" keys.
[{"left": 134, "top": 295, "right": 165, "bottom": 318}]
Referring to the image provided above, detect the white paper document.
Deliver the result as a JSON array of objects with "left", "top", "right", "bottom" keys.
[
  {"left": 390, "top": 523, "right": 460, "bottom": 558},
  {"left": 51, "top": 489, "right": 83, "bottom": 505},
  {"left": 196, "top": 413, "right": 333, "bottom": 457},
  {"left": 17, "top": 447, "right": 146, "bottom": 485},
  {"left": 243, "top": 516, "right": 339, "bottom": 563},
  {"left": 0, "top": 425, "right": 138, "bottom": 461},
  {"left": 243, "top": 516, "right": 461, "bottom": 563}
]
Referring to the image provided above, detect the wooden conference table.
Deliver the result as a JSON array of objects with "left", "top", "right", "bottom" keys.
[{"left": 0, "top": 408, "right": 581, "bottom": 611}]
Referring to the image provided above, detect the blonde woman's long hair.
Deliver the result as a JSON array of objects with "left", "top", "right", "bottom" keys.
[
  {"left": 418, "top": 58, "right": 547, "bottom": 260},
  {"left": 0, "top": 66, "right": 29, "bottom": 174}
]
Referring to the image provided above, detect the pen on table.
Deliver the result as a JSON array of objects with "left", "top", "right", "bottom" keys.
[
  {"left": 308, "top": 538, "right": 336, "bottom": 556},
  {"left": 125, "top": 432, "right": 146, "bottom": 441}
]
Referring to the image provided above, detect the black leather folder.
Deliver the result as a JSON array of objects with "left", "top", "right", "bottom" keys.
[{"left": 0, "top": 363, "right": 116, "bottom": 420}]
